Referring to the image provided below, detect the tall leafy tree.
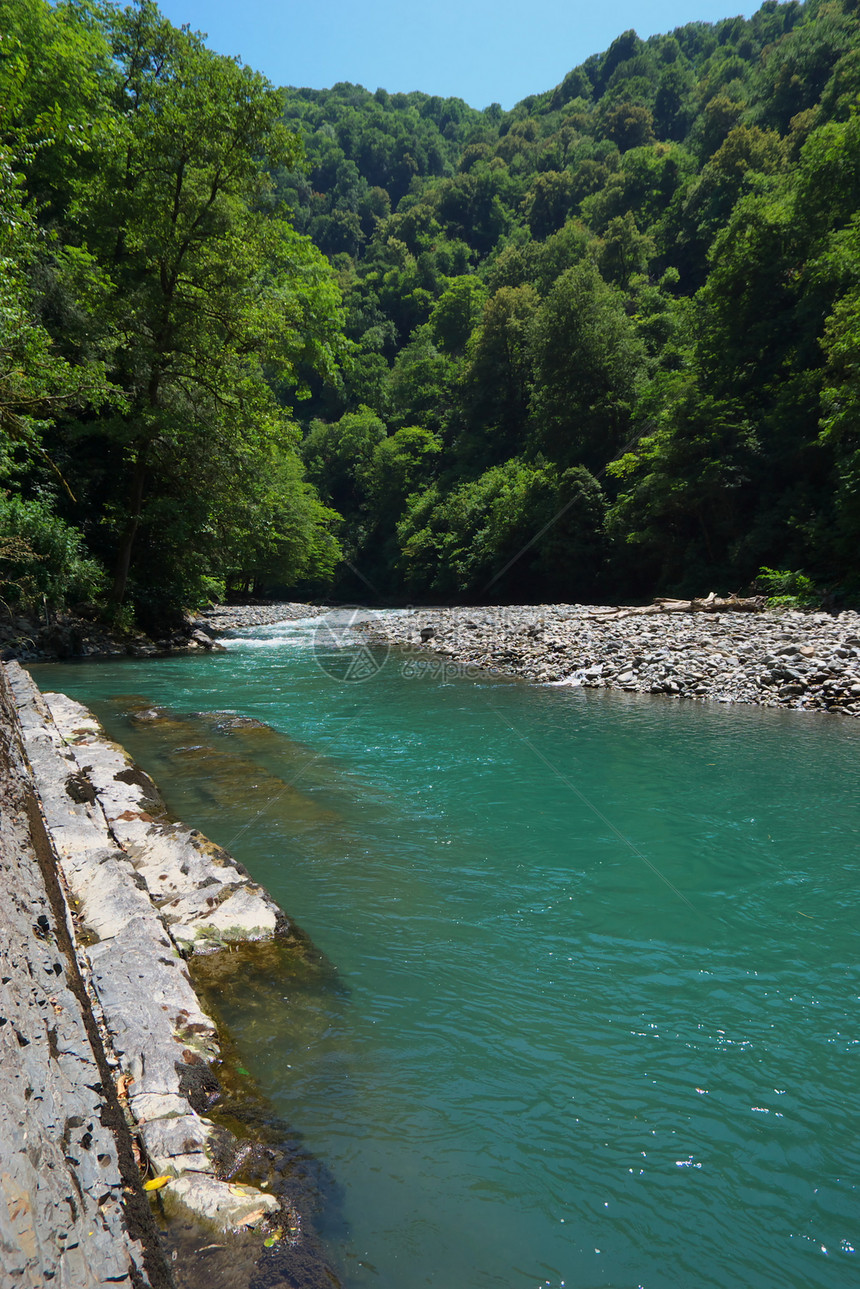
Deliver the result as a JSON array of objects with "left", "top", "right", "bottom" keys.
[
  {"left": 528, "top": 261, "right": 646, "bottom": 468},
  {"left": 819, "top": 269, "right": 860, "bottom": 576},
  {"left": 0, "top": 0, "right": 114, "bottom": 474},
  {"left": 0, "top": 148, "right": 107, "bottom": 478},
  {"left": 62, "top": 1, "right": 345, "bottom": 610},
  {"left": 457, "top": 284, "right": 539, "bottom": 470}
]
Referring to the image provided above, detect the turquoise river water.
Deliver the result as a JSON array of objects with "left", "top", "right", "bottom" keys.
[{"left": 34, "top": 615, "right": 859, "bottom": 1289}]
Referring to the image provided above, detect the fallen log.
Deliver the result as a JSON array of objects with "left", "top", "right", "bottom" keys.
[
  {"left": 691, "top": 593, "right": 766, "bottom": 613},
  {"left": 589, "top": 592, "right": 767, "bottom": 621}
]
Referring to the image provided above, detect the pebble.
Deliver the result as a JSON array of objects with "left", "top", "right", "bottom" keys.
[
  {"left": 193, "top": 602, "right": 329, "bottom": 633},
  {"left": 0, "top": 602, "right": 329, "bottom": 662},
  {"left": 363, "top": 603, "right": 860, "bottom": 718}
]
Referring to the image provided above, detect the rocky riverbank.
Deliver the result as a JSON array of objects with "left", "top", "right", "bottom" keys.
[
  {"left": 363, "top": 602, "right": 860, "bottom": 717},
  {"left": 192, "top": 602, "right": 329, "bottom": 634},
  {"left": 1, "top": 662, "right": 339, "bottom": 1288},
  {"left": 0, "top": 609, "right": 206, "bottom": 662},
  {"left": 0, "top": 602, "right": 328, "bottom": 662},
  {"left": 0, "top": 667, "right": 171, "bottom": 1288},
  {"left": 10, "top": 596, "right": 860, "bottom": 718}
]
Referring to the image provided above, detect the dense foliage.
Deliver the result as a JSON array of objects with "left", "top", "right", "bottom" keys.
[
  {"left": 2, "top": 0, "right": 859, "bottom": 621},
  {"left": 281, "top": 0, "right": 860, "bottom": 604},
  {"left": 1, "top": 0, "right": 345, "bottom": 623}
]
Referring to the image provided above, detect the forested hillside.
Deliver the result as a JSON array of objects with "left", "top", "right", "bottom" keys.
[
  {"left": 2, "top": 0, "right": 860, "bottom": 623},
  {"left": 278, "top": 0, "right": 860, "bottom": 605}
]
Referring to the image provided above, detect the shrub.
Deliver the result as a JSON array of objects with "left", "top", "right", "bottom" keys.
[
  {"left": 755, "top": 566, "right": 819, "bottom": 608},
  {"left": 0, "top": 494, "right": 105, "bottom": 611}
]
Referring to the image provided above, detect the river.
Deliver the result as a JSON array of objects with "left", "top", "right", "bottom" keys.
[{"left": 33, "top": 614, "right": 859, "bottom": 1289}]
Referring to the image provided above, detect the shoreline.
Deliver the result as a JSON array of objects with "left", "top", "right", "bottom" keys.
[
  {"left": 0, "top": 662, "right": 339, "bottom": 1288},
  {"left": 0, "top": 601, "right": 329, "bottom": 663},
  {"left": 0, "top": 668, "right": 170, "bottom": 1289},
  {"left": 9, "top": 596, "right": 860, "bottom": 719},
  {"left": 148, "top": 597, "right": 860, "bottom": 719},
  {"left": 359, "top": 602, "right": 860, "bottom": 718}
]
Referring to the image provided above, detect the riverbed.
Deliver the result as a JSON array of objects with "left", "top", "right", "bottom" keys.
[{"left": 33, "top": 612, "right": 860, "bottom": 1289}]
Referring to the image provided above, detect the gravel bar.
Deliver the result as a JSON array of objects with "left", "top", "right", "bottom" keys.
[
  {"left": 193, "top": 602, "right": 330, "bottom": 633},
  {"left": 363, "top": 603, "right": 860, "bottom": 717}
]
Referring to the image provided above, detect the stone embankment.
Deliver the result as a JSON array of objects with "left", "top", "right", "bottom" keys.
[
  {"left": 365, "top": 603, "right": 860, "bottom": 717},
  {"left": 1, "top": 662, "right": 334, "bottom": 1287},
  {"left": 0, "top": 667, "right": 171, "bottom": 1288}
]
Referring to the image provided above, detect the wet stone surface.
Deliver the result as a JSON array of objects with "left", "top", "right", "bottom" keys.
[
  {"left": 38, "top": 688, "right": 291, "bottom": 954},
  {"left": 0, "top": 670, "right": 160, "bottom": 1287},
  {"left": 2, "top": 661, "right": 342, "bottom": 1288}
]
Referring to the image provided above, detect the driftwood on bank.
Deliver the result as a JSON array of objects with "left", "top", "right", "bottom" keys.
[{"left": 588, "top": 593, "right": 767, "bottom": 622}]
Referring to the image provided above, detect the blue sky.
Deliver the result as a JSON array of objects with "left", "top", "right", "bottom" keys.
[{"left": 156, "top": 0, "right": 755, "bottom": 109}]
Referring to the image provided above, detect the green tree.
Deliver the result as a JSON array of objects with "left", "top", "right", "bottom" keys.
[
  {"left": 524, "top": 171, "right": 576, "bottom": 239},
  {"left": 386, "top": 330, "right": 458, "bottom": 432},
  {"left": 64, "top": 1, "right": 345, "bottom": 612},
  {"left": 303, "top": 406, "right": 387, "bottom": 516},
  {"left": 819, "top": 273, "right": 860, "bottom": 572},
  {"left": 0, "top": 0, "right": 113, "bottom": 480},
  {"left": 0, "top": 492, "right": 105, "bottom": 610},
  {"left": 679, "top": 125, "right": 785, "bottom": 264},
  {"left": 458, "top": 284, "right": 539, "bottom": 469},
  {"left": 427, "top": 276, "right": 488, "bottom": 353},
  {"left": 607, "top": 377, "right": 760, "bottom": 591},
  {"left": 603, "top": 102, "right": 656, "bottom": 152},
  {"left": 597, "top": 211, "right": 654, "bottom": 286},
  {"left": 363, "top": 425, "right": 442, "bottom": 516},
  {"left": 0, "top": 148, "right": 108, "bottom": 481},
  {"left": 0, "top": 0, "right": 116, "bottom": 217},
  {"left": 216, "top": 447, "right": 341, "bottom": 596},
  {"left": 397, "top": 458, "right": 606, "bottom": 599},
  {"left": 528, "top": 261, "right": 646, "bottom": 468}
]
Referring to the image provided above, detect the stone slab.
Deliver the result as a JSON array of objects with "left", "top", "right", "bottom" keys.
[
  {"left": 5, "top": 663, "right": 288, "bottom": 1241},
  {"left": 0, "top": 668, "right": 156, "bottom": 1287}
]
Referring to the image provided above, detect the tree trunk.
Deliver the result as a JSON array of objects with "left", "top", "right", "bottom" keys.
[
  {"left": 109, "top": 448, "right": 148, "bottom": 607},
  {"left": 588, "top": 593, "right": 766, "bottom": 621}
]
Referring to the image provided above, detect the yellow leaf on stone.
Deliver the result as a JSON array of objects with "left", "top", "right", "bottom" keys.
[{"left": 143, "top": 1176, "right": 172, "bottom": 1191}]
